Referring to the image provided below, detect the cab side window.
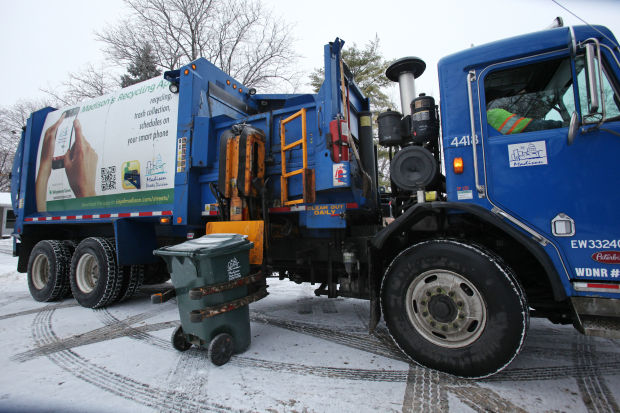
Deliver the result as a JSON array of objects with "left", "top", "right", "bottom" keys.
[
  {"left": 575, "top": 55, "right": 620, "bottom": 123},
  {"left": 485, "top": 57, "right": 574, "bottom": 135}
]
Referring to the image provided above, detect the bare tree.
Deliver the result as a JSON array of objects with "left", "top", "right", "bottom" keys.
[
  {"left": 0, "top": 99, "right": 54, "bottom": 191},
  {"left": 42, "top": 63, "right": 118, "bottom": 106},
  {"left": 97, "top": 0, "right": 298, "bottom": 89}
]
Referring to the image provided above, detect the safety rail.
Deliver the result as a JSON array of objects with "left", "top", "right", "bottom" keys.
[{"left": 280, "top": 108, "right": 315, "bottom": 206}]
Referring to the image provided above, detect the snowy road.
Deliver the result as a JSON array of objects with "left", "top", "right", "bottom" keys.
[{"left": 0, "top": 247, "right": 618, "bottom": 413}]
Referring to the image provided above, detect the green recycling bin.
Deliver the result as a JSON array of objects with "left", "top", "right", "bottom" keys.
[{"left": 154, "top": 233, "right": 267, "bottom": 365}]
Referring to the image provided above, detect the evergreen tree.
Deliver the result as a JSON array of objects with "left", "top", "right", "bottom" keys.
[
  {"left": 309, "top": 36, "right": 394, "bottom": 186},
  {"left": 309, "top": 36, "right": 392, "bottom": 111},
  {"left": 120, "top": 44, "right": 162, "bottom": 87}
]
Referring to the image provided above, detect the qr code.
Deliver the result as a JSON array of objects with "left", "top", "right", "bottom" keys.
[{"left": 101, "top": 166, "right": 116, "bottom": 191}]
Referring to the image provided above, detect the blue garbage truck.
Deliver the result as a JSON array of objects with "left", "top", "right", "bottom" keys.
[{"left": 11, "top": 23, "right": 620, "bottom": 377}]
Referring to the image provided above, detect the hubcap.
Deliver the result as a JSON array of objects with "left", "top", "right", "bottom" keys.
[
  {"left": 31, "top": 254, "right": 50, "bottom": 290},
  {"left": 428, "top": 294, "right": 458, "bottom": 323},
  {"left": 405, "top": 270, "right": 487, "bottom": 348},
  {"left": 76, "top": 253, "right": 99, "bottom": 294}
]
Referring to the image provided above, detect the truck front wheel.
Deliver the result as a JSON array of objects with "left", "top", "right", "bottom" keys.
[
  {"left": 70, "top": 237, "right": 121, "bottom": 308},
  {"left": 27, "top": 240, "right": 71, "bottom": 302},
  {"left": 381, "top": 239, "right": 528, "bottom": 378}
]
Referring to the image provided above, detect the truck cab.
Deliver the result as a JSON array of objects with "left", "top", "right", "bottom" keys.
[
  {"left": 375, "top": 24, "right": 620, "bottom": 377},
  {"left": 440, "top": 24, "right": 620, "bottom": 328}
]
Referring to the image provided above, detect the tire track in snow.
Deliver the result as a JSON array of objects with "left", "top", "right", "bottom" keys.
[
  {"left": 0, "top": 301, "right": 78, "bottom": 321},
  {"left": 573, "top": 334, "right": 620, "bottom": 413},
  {"left": 165, "top": 348, "right": 214, "bottom": 412},
  {"left": 250, "top": 312, "right": 620, "bottom": 386},
  {"left": 520, "top": 345, "right": 620, "bottom": 365},
  {"left": 30, "top": 306, "right": 243, "bottom": 413},
  {"left": 19, "top": 303, "right": 620, "bottom": 389},
  {"left": 401, "top": 364, "right": 449, "bottom": 413},
  {"left": 14, "top": 311, "right": 157, "bottom": 362},
  {"left": 96, "top": 308, "right": 171, "bottom": 349},
  {"left": 447, "top": 383, "right": 528, "bottom": 413},
  {"left": 486, "top": 362, "right": 620, "bottom": 382},
  {"left": 250, "top": 312, "right": 411, "bottom": 363},
  {"left": 399, "top": 363, "right": 530, "bottom": 412}
]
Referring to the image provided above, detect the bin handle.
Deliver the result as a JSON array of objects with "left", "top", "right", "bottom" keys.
[
  {"left": 189, "top": 271, "right": 263, "bottom": 300},
  {"left": 153, "top": 243, "right": 253, "bottom": 259},
  {"left": 189, "top": 287, "right": 269, "bottom": 322},
  {"left": 153, "top": 249, "right": 196, "bottom": 258}
]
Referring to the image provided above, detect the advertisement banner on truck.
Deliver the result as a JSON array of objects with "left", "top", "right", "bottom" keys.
[{"left": 35, "top": 77, "right": 179, "bottom": 212}]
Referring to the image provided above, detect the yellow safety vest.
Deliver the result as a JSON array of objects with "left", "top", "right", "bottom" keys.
[{"left": 487, "top": 108, "right": 533, "bottom": 134}]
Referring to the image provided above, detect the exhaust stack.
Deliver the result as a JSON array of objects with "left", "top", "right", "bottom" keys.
[{"left": 386, "top": 57, "right": 426, "bottom": 116}]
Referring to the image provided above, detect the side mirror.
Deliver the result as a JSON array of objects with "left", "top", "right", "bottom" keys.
[
  {"left": 567, "top": 111, "right": 580, "bottom": 145},
  {"left": 585, "top": 43, "right": 600, "bottom": 115}
]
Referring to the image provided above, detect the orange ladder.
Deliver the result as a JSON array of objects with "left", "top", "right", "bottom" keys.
[{"left": 280, "top": 108, "right": 315, "bottom": 206}]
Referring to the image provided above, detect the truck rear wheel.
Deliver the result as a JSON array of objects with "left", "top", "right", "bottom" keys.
[
  {"left": 70, "top": 237, "right": 121, "bottom": 308},
  {"left": 381, "top": 239, "right": 528, "bottom": 378},
  {"left": 117, "top": 265, "right": 145, "bottom": 302},
  {"left": 27, "top": 240, "right": 71, "bottom": 302}
]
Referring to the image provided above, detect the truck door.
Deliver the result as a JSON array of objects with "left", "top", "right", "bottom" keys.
[{"left": 480, "top": 50, "right": 620, "bottom": 286}]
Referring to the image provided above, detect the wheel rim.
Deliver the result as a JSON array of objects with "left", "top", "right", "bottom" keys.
[
  {"left": 31, "top": 254, "right": 50, "bottom": 290},
  {"left": 405, "top": 269, "right": 487, "bottom": 348},
  {"left": 210, "top": 333, "right": 233, "bottom": 366},
  {"left": 76, "top": 253, "right": 99, "bottom": 294}
]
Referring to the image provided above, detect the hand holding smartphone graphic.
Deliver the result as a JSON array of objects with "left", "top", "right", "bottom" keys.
[
  {"left": 36, "top": 112, "right": 98, "bottom": 212},
  {"left": 51, "top": 107, "right": 80, "bottom": 169},
  {"left": 64, "top": 119, "right": 98, "bottom": 198}
]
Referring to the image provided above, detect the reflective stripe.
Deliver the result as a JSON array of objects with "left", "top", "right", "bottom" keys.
[
  {"left": 488, "top": 108, "right": 533, "bottom": 135},
  {"left": 499, "top": 115, "right": 532, "bottom": 134},
  {"left": 498, "top": 114, "right": 517, "bottom": 132},
  {"left": 24, "top": 211, "right": 173, "bottom": 222},
  {"left": 506, "top": 117, "right": 531, "bottom": 134},
  {"left": 500, "top": 115, "right": 521, "bottom": 134}
]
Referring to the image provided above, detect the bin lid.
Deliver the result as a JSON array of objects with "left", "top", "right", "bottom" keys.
[{"left": 155, "top": 233, "right": 253, "bottom": 258}]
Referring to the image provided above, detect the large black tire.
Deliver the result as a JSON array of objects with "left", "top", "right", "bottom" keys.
[
  {"left": 27, "top": 240, "right": 71, "bottom": 302},
  {"left": 116, "top": 265, "right": 145, "bottom": 303},
  {"left": 61, "top": 241, "right": 77, "bottom": 298},
  {"left": 381, "top": 239, "right": 528, "bottom": 378},
  {"left": 70, "top": 237, "right": 122, "bottom": 308}
]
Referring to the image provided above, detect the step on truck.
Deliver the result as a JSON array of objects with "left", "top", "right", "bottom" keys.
[{"left": 11, "top": 22, "right": 620, "bottom": 378}]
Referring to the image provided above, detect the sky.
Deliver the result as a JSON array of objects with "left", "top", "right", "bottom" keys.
[{"left": 1, "top": 0, "right": 619, "bottom": 109}]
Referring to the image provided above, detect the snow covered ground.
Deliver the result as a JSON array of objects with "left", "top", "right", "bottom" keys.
[{"left": 0, "top": 239, "right": 618, "bottom": 413}]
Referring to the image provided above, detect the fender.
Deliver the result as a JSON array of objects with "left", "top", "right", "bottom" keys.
[{"left": 371, "top": 201, "right": 567, "bottom": 301}]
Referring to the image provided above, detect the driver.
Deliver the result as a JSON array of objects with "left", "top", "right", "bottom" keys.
[{"left": 487, "top": 108, "right": 562, "bottom": 135}]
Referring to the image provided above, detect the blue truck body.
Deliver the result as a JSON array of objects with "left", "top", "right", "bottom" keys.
[
  {"left": 439, "top": 25, "right": 620, "bottom": 301},
  {"left": 11, "top": 26, "right": 620, "bottom": 378}
]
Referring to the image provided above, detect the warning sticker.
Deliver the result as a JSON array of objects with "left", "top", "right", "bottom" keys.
[
  {"left": 333, "top": 163, "right": 349, "bottom": 187},
  {"left": 508, "top": 141, "right": 548, "bottom": 168},
  {"left": 457, "top": 190, "right": 473, "bottom": 200}
]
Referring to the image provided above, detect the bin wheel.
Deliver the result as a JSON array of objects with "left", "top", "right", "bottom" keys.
[
  {"left": 171, "top": 326, "right": 192, "bottom": 352},
  {"left": 209, "top": 333, "right": 234, "bottom": 366}
]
